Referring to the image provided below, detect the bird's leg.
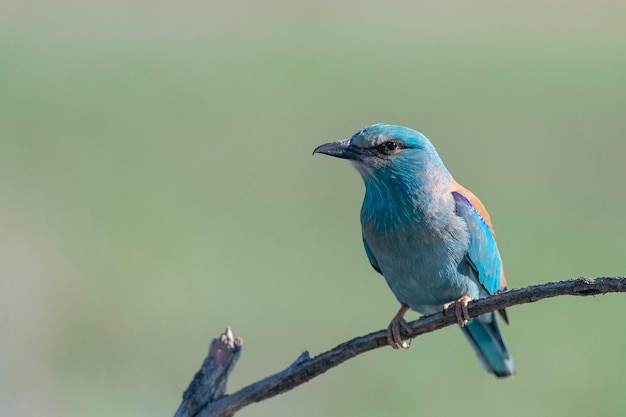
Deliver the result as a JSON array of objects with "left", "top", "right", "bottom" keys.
[
  {"left": 387, "top": 304, "right": 412, "bottom": 349},
  {"left": 443, "top": 295, "right": 471, "bottom": 327}
]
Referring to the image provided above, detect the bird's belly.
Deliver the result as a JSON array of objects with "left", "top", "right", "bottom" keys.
[
  {"left": 365, "top": 231, "right": 478, "bottom": 314},
  {"left": 361, "top": 193, "right": 477, "bottom": 315},
  {"left": 382, "top": 257, "right": 475, "bottom": 313}
]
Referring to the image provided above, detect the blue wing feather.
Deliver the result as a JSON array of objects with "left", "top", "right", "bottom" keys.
[
  {"left": 452, "top": 191, "right": 504, "bottom": 295},
  {"left": 453, "top": 191, "right": 514, "bottom": 376}
]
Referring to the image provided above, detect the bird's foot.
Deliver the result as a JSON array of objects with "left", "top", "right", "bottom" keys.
[
  {"left": 443, "top": 295, "right": 471, "bottom": 327},
  {"left": 387, "top": 304, "right": 411, "bottom": 349}
]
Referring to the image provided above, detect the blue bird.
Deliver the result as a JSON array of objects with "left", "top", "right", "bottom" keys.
[{"left": 313, "top": 124, "right": 514, "bottom": 378}]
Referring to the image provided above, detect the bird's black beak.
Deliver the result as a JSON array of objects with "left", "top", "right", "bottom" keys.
[{"left": 313, "top": 139, "right": 364, "bottom": 161}]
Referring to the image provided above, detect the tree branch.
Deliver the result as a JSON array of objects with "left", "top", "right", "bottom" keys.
[
  {"left": 175, "top": 276, "right": 626, "bottom": 417},
  {"left": 174, "top": 328, "right": 242, "bottom": 417}
]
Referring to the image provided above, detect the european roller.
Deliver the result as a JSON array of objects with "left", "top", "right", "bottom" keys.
[{"left": 313, "top": 124, "right": 515, "bottom": 378}]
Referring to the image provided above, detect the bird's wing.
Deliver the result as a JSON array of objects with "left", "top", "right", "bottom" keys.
[
  {"left": 362, "top": 235, "right": 382, "bottom": 275},
  {"left": 450, "top": 183, "right": 506, "bottom": 294}
]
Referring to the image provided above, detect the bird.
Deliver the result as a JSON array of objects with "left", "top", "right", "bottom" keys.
[{"left": 313, "top": 123, "right": 515, "bottom": 378}]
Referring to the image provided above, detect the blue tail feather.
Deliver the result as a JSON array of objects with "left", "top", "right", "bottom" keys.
[{"left": 461, "top": 313, "right": 515, "bottom": 378}]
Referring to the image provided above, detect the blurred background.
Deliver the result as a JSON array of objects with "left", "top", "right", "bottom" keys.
[{"left": 1, "top": 1, "right": 625, "bottom": 416}]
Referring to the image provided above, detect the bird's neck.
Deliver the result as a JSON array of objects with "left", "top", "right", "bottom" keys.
[{"left": 360, "top": 158, "right": 454, "bottom": 229}]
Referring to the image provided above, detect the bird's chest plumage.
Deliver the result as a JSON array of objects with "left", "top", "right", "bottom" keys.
[{"left": 361, "top": 190, "right": 474, "bottom": 314}]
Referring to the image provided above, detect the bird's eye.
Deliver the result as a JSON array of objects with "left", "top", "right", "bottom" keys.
[
  {"left": 377, "top": 141, "right": 400, "bottom": 154},
  {"left": 385, "top": 142, "right": 398, "bottom": 151}
]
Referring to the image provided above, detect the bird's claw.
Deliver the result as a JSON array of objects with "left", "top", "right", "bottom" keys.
[
  {"left": 444, "top": 295, "right": 471, "bottom": 327},
  {"left": 386, "top": 305, "right": 411, "bottom": 349}
]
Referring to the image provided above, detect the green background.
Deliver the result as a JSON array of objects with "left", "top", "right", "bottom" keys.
[{"left": 2, "top": 1, "right": 625, "bottom": 416}]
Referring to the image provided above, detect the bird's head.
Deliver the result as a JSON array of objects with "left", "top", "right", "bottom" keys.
[{"left": 313, "top": 124, "right": 441, "bottom": 181}]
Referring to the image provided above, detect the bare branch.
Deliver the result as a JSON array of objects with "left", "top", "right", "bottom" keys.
[
  {"left": 174, "top": 328, "right": 242, "bottom": 417},
  {"left": 175, "top": 276, "right": 626, "bottom": 417}
]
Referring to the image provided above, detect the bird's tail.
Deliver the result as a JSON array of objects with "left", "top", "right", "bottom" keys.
[{"left": 461, "top": 313, "right": 515, "bottom": 378}]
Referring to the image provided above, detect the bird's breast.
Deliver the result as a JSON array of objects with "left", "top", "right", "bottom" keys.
[{"left": 361, "top": 198, "right": 473, "bottom": 312}]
